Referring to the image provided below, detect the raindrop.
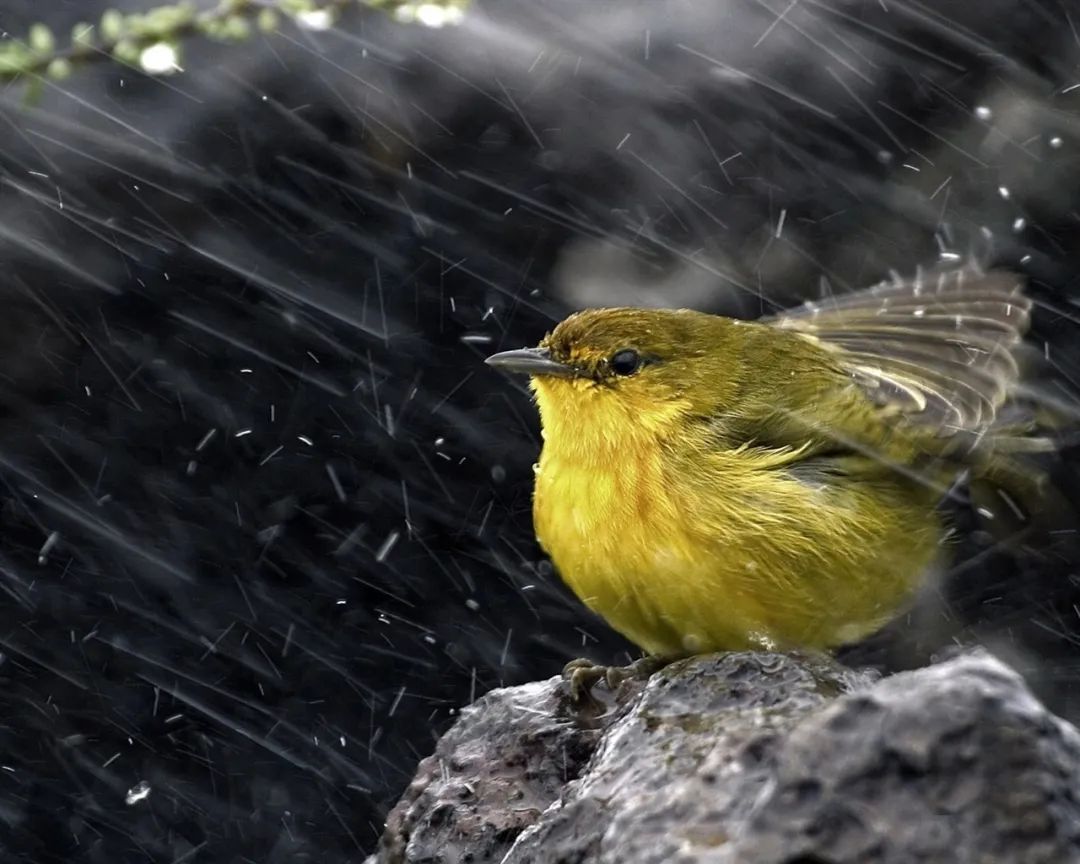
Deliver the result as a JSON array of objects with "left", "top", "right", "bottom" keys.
[
  {"left": 38, "top": 531, "right": 59, "bottom": 565},
  {"left": 139, "top": 43, "right": 180, "bottom": 75},
  {"left": 375, "top": 531, "right": 400, "bottom": 562},
  {"left": 296, "top": 9, "right": 334, "bottom": 30},
  {"left": 125, "top": 781, "right": 151, "bottom": 806}
]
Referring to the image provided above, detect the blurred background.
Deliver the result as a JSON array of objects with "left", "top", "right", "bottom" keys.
[{"left": 0, "top": 0, "right": 1079, "bottom": 860}]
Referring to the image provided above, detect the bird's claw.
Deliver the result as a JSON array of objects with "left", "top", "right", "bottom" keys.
[
  {"left": 561, "top": 655, "right": 675, "bottom": 705},
  {"left": 561, "top": 658, "right": 623, "bottom": 704}
]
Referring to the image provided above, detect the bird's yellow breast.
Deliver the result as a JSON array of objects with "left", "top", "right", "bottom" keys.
[
  {"left": 533, "top": 445, "right": 719, "bottom": 655},
  {"left": 531, "top": 384, "right": 943, "bottom": 657}
]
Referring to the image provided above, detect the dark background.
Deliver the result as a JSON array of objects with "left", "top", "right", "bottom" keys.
[{"left": 0, "top": 0, "right": 1079, "bottom": 860}]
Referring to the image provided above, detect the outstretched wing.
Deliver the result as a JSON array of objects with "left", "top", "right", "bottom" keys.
[{"left": 766, "top": 267, "right": 1031, "bottom": 434}]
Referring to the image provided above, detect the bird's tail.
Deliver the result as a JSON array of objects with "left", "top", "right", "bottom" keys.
[{"left": 966, "top": 429, "right": 1077, "bottom": 543}]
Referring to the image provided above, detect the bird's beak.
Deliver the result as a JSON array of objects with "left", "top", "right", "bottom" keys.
[{"left": 484, "top": 347, "right": 579, "bottom": 378}]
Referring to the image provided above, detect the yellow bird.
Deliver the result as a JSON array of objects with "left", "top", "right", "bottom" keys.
[{"left": 486, "top": 267, "right": 1052, "bottom": 698}]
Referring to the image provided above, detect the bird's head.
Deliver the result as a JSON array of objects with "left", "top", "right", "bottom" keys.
[{"left": 486, "top": 308, "right": 744, "bottom": 450}]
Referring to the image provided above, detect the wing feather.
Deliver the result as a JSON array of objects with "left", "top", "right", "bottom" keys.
[{"left": 767, "top": 267, "right": 1031, "bottom": 433}]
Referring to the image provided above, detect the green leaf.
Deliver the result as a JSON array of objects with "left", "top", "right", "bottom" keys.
[
  {"left": 100, "top": 9, "right": 126, "bottom": 42},
  {"left": 46, "top": 58, "right": 73, "bottom": 80},
  {"left": 257, "top": 8, "right": 280, "bottom": 33},
  {"left": 22, "top": 77, "right": 43, "bottom": 107},
  {"left": 28, "top": 24, "right": 55, "bottom": 54}
]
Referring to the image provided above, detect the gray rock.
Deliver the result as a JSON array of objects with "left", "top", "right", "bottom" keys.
[
  {"left": 368, "top": 651, "right": 1080, "bottom": 864},
  {"left": 365, "top": 674, "right": 642, "bottom": 864}
]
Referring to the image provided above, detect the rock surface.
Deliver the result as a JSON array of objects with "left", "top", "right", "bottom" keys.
[
  {"left": 365, "top": 676, "right": 622, "bottom": 864},
  {"left": 366, "top": 651, "right": 1080, "bottom": 864}
]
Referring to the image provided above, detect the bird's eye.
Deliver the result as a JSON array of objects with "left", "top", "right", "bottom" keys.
[{"left": 609, "top": 349, "right": 642, "bottom": 376}]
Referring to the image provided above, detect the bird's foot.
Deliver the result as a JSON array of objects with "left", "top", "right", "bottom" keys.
[{"left": 562, "top": 655, "right": 676, "bottom": 705}]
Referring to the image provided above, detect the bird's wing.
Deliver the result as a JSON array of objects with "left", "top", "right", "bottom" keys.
[{"left": 765, "top": 267, "right": 1031, "bottom": 434}]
